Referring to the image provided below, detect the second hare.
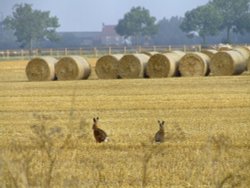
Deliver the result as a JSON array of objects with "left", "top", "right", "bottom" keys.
[
  {"left": 155, "top": 120, "right": 165, "bottom": 143},
  {"left": 92, "top": 117, "right": 108, "bottom": 143}
]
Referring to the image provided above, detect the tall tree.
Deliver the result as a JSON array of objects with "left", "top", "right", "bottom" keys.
[
  {"left": 180, "top": 3, "right": 222, "bottom": 44},
  {"left": 3, "top": 3, "right": 60, "bottom": 50},
  {"left": 116, "top": 6, "right": 158, "bottom": 45},
  {"left": 212, "top": 0, "right": 250, "bottom": 43}
]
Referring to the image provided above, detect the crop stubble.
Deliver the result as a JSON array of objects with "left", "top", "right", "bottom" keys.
[{"left": 0, "top": 60, "right": 249, "bottom": 187}]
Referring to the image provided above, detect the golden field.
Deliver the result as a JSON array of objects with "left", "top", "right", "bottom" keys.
[{"left": 0, "top": 59, "right": 250, "bottom": 187}]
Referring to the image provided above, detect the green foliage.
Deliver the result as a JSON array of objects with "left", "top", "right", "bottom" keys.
[
  {"left": 3, "top": 3, "right": 60, "bottom": 49},
  {"left": 212, "top": 0, "right": 250, "bottom": 42},
  {"left": 115, "top": 6, "right": 158, "bottom": 45},
  {"left": 181, "top": 0, "right": 250, "bottom": 43},
  {"left": 180, "top": 3, "right": 222, "bottom": 44},
  {"left": 236, "top": 12, "right": 250, "bottom": 33}
]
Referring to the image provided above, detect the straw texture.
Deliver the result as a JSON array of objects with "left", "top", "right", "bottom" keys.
[
  {"left": 118, "top": 54, "right": 150, "bottom": 78},
  {"left": 95, "top": 54, "right": 123, "bottom": 79},
  {"left": 55, "top": 56, "right": 91, "bottom": 80},
  {"left": 26, "top": 56, "right": 57, "bottom": 81},
  {"left": 179, "top": 52, "right": 210, "bottom": 77},
  {"left": 210, "top": 50, "right": 246, "bottom": 76},
  {"left": 146, "top": 51, "right": 185, "bottom": 78}
]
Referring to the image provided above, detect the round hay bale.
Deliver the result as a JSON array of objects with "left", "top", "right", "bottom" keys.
[
  {"left": 233, "top": 47, "right": 250, "bottom": 62},
  {"left": 118, "top": 54, "right": 150, "bottom": 78},
  {"left": 95, "top": 54, "right": 123, "bottom": 79},
  {"left": 210, "top": 50, "right": 246, "bottom": 76},
  {"left": 141, "top": 51, "right": 159, "bottom": 57},
  {"left": 146, "top": 51, "right": 185, "bottom": 78},
  {"left": 218, "top": 44, "right": 232, "bottom": 51},
  {"left": 247, "top": 57, "right": 250, "bottom": 71},
  {"left": 241, "top": 71, "right": 250, "bottom": 76},
  {"left": 26, "top": 56, "right": 57, "bottom": 81},
  {"left": 171, "top": 50, "right": 186, "bottom": 56},
  {"left": 201, "top": 49, "right": 218, "bottom": 59},
  {"left": 245, "top": 46, "right": 250, "bottom": 71},
  {"left": 233, "top": 46, "right": 250, "bottom": 70},
  {"left": 55, "top": 56, "right": 91, "bottom": 80},
  {"left": 179, "top": 52, "right": 210, "bottom": 77}
]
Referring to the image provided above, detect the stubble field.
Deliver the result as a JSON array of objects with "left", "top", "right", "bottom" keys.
[{"left": 0, "top": 59, "right": 250, "bottom": 187}]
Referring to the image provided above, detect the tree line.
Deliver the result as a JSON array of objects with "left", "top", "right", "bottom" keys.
[
  {"left": 1, "top": 0, "right": 250, "bottom": 50},
  {"left": 116, "top": 0, "right": 250, "bottom": 45}
]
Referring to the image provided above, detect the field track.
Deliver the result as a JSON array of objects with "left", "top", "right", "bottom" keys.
[{"left": 0, "top": 59, "right": 250, "bottom": 187}]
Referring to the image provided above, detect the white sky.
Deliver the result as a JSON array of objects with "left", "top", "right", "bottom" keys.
[{"left": 0, "top": 0, "right": 209, "bottom": 31}]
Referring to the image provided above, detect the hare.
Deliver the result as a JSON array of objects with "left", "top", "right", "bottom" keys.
[
  {"left": 92, "top": 117, "right": 108, "bottom": 143},
  {"left": 155, "top": 120, "right": 165, "bottom": 143}
]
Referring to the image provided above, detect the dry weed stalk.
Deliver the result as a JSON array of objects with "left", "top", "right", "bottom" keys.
[
  {"left": 30, "top": 112, "right": 74, "bottom": 187},
  {"left": 0, "top": 111, "right": 76, "bottom": 187},
  {"left": 187, "top": 133, "right": 250, "bottom": 187},
  {"left": 0, "top": 139, "right": 34, "bottom": 187},
  {"left": 141, "top": 142, "right": 167, "bottom": 188}
]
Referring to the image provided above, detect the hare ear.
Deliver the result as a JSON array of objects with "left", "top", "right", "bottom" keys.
[
  {"left": 158, "top": 120, "right": 161, "bottom": 124},
  {"left": 93, "top": 118, "right": 96, "bottom": 122},
  {"left": 96, "top": 117, "right": 99, "bottom": 121},
  {"left": 162, "top": 121, "right": 165, "bottom": 125}
]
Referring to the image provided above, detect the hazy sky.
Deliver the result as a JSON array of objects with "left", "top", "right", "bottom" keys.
[{"left": 0, "top": 0, "right": 209, "bottom": 32}]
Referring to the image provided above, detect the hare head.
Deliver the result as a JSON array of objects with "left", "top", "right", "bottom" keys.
[
  {"left": 93, "top": 117, "right": 99, "bottom": 129},
  {"left": 158, "top": 120, "right": 165, "bottom": 130}
]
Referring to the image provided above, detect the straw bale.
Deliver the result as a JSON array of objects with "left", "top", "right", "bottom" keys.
[
  {"left": 95, "top": 54, "right": 123, "bottom": 79},
  {"left": 146, "top": 51, "right": 185, "bottom": 78},
  {"left": 244, "top": 46, "right": 250, "bottom": 71},
  {"left": 55, "top": 56, "right": 91, "bottom": 80},
  {"left": 241, "top": 71, "right": 250, "bottom": 76},
  {"left": 141, "top": 51, "right": 159, "bottom": 57},
  {"left": 233, "top": 46, "right": 250, "bottom": 71},
  {"left": 25, "top": 56, "right": 57, "bottom": 81},
  {"left": 248, "top": 57, "right": 250, "bottom": 71},
  {"left": 178, "top": 52, "right": 210, "bottom": 77},
  {"left": 201, "top": 49, "right": 218, "bottom": 59},
  {"left": 210, "top": 50, "right": 246, "bottom": 76},
  {"left": 118, "top": 54, "right": 150, "bottom": 78},
  {"left": 233, "top": 46, "right": 250, "bottom": 61},
  {"left": 218, "top": 44, "right": 232, "bottom": 51}
]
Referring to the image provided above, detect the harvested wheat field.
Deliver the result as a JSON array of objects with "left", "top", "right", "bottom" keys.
[{"left": 0, "top": 59, "right": 250, "bottom": 187}]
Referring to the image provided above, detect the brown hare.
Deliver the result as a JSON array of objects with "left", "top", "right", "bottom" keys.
[
  {"left": 155, "top": 120, "right": 165, "bottom": 143},
  {"left": 92, "top": 117, "right": 108, "bottom": 143}
]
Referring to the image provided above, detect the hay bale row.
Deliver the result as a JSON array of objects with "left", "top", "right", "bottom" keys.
[
  {"left": 27, "top": 46, "right": 250, "bottom": 81},
  {"left": 26, "top": 56, "right": 91, "bottom": 81},
  {"left": 95, "top": 47, "right": 250, "bottom": 79},
  {"left": 99, "top": 51, "right": 211, "bottom": 79},
  {"left": 96, "top": 51, "right": 186, "bottom": 79},
  {"left": 96, "top": 53, "right": 151, "bottom": 79}
]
